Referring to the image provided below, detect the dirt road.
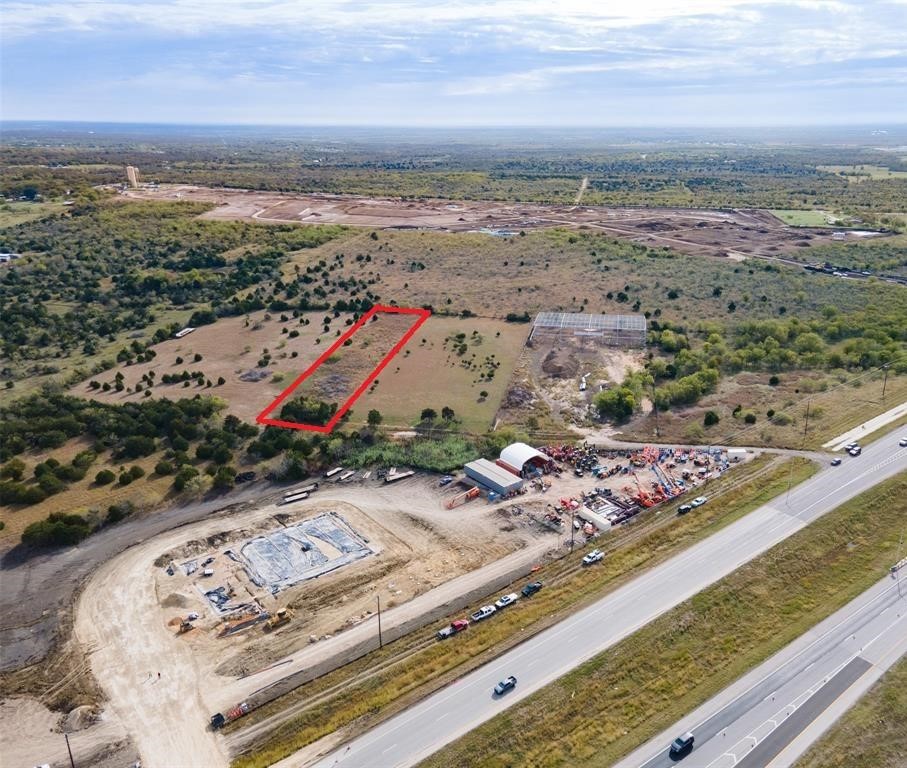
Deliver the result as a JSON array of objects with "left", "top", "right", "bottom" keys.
[{"left": 0, "top": 482, "right": 269, "bottom": 672}]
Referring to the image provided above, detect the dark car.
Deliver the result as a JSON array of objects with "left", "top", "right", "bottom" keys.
[
  {"left": 210, "top": 712, "right": 226, "bottom": 730},
  {"left": 521, "top": 581, "right": 543, "bottom": 597},
  {"left": 493, "top": 675, "right": 517, "bottom": 695},
  {"left": 677, "top": 504, "right": 692, "bottom": 515},
  {"left": 830, "top": 458, "right": 842, "bottom": 466},
  {"left": 235, "top": 471, "right": 256, "bottom": 484},
  {"left": 669, "top": 732, "right": 694, "bottom": 758}
]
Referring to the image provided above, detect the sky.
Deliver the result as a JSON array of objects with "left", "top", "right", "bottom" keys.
[{"left": 2, "top": 0, "right": 906, "bottom": 126}]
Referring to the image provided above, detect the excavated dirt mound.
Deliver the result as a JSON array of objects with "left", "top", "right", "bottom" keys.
[
  {"left": 503, "top": 386, "right": 534, "bottom": 408},
  {"left": 63, "top": 705, "right": 97, "bottom": 732},
  {"left": 542, "top": 349, "right": 580, "bottom": 378}
]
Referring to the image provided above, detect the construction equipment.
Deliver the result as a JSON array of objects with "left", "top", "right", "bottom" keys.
[
  {"left": 178, "top": 619, "right": 194, "bottom": 634},
  {"left": 446, "top": 486, "right": 480, "bottom": 509},
  {"left": 264, "top": 608, "right": 292, "bottom": 632}
]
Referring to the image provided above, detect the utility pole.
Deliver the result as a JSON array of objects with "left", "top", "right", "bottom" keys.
[
  {"left": 802, "top": 399, "right": 811, "bottom": 441},
  {"left": 65, "top": 732, "right": 76, "bottom": 768},
  {"left": 882, "top": 364, "right": 890, "bottom": 402},
  {"left": 377, "top": 595, "right": 383, "bottom": 649},
  {"left": 570, "top": 507, "right": 576, "bottom": 552}
]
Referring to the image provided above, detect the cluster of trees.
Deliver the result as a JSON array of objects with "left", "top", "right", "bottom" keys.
[{"left": 0, "top": 199, "right": 346, "bottom": 383}]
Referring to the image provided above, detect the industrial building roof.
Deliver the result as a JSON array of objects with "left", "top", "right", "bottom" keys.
[
  {"left": 464, "top": 458, "right": 523, "bottom": 489},
  {"left": 500, "top": 442, "right": 549, "bottom": 471},
  {"left": 533, "top": 312, "right": 646, "bottom": 332}
]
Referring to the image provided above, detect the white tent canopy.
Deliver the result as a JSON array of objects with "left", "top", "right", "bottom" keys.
[{"left": 500, "top": 442, "right": 549, "bottom": 472}]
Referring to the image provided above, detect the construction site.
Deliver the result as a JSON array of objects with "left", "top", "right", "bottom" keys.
[{"left": 119, "top": 184, "right": 855, "bottom": 262}]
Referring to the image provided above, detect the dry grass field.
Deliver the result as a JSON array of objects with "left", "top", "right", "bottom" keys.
[
  {"left": 616, "top": 367, "right": 907, "bottom": 448},
  {"left": 0, "top": 440, "right": 174, "bottom": 544},
  {"left": 69, "top": 308, "right": 528, "bottom": 434},
  {"left": 351, "top": 316, "right": 530, "bottom": 431},
  {"left": 281, "top": 226, "right": 873, "bottom": 324}
]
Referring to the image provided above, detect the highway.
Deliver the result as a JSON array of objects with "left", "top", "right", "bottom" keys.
[
  {"left": 618, "top": 575, "right": 907, "bottom": 768},
  {"left": 295, "top": 435, "right": 907, "bottom": 768}
]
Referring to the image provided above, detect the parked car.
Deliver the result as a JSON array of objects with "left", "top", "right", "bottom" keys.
[
  {"left": 677, "top": 504, "right": 692, "bottom": 515},
  {"left": 574, "top": 468, "right": 584, "bottom": 478},
  {"left": 495, "top": 593, "right": 519, "bottom": 609},
  {"left": 493, "top": 675, "right": 517, "bottom": 696},
  {"left": 848, "top": 446, "right": 862, "bottom": 456},
  {"left": 690, "top": 496, "right": 708, "bottom": 507},
  {"left": 669, "top": 732, "right": 695, "bottom": 758},
  {"left": 899, "top": 437, "right": 907, "bottom": 447},
  {"left": 439, "top": 475, "right": 454, "bottom": 487},
  {"left": 436, "top": 619, "right": 469, "bottom": 639},
  {"left": 582, "top": 549, "right": 604, "bottom": 565},
  {"left": 235, "top": 471, "right": 256, "bottom": 484},
  {"left": 521, "top": 581, "right": 543, "bottom": 597},
  {"left": 844, "top": 442, "right": 859, "bottom": 451},
  {"left": 470, "top": 605, "right": 496, "bottom": 622},
  {"left": 830, "top": 458, "right": 842, "bottom": 466}
]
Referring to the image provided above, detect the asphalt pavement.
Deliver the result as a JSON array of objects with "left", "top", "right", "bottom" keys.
[
  {"left": 300, "top": 434, "right": 906, "bottom": 768},
  {"left": 618, "top": 575, "right": 907, "bottom": 768}
]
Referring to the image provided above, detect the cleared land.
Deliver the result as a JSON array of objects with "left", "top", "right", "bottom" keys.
[
  {"left": 68, "top": 310, "right": 525, "bottom": 433},
  {"left": 793, "top": 653, "right": 907, "bottom": 768},
  {"left": 417, "top": 471, "right": 907, "bottom": 768},
  {"left": 122, "top": 185, "right": 858, "bottom": 261}
]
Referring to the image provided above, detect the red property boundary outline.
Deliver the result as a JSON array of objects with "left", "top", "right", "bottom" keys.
[{"left": 256, "top": 305, "right": 431, "bottom": 433}]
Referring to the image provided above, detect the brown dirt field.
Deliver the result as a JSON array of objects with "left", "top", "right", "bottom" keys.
[
  {"left": 121, "top": 185, "right": 857, "bottom": 261},
  {"left": 291, "top": 311, "right": 424, "bottom": 413},
  {"left": 69, "top": 310, "right": 352, "bottom": 423}
]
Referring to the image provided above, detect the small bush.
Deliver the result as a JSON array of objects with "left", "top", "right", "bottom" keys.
[{"left": 94, "top": 469, "right": 116, "bottom": 485}]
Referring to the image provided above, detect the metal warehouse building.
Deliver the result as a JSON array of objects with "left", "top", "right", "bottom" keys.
[
  {"left": 529, "top": 312, "right": 646, "bottom": 348},
  {"left": 464, "top": 458, "right": 524, "bottom": 496}
]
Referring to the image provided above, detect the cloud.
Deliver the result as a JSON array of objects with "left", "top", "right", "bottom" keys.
[{"left": 1, "top": 0, "right": 905, "bottom": 124}]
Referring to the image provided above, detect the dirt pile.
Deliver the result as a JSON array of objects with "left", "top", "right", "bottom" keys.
[{"left": 542, "top": 349, "right": 580, "bottom": 378}]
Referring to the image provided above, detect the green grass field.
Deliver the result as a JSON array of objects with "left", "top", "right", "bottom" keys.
[
  {"left": 793, "top": 653, "right": 907, "bottom": 768},
  {"left": 0, "top": 200, "right": 67, "bottom": 228},
  {"left": 818, "top": 164, "right": 907, "bottom": 181},
  {"left": 769, "top": 209, "right": 849, "bottom": 227},
  {"left": 417, "top": 472, "right": 907, "bottom": 768},
  {"left": 230, "top": 456, "right": 817, "bottom": 767}
]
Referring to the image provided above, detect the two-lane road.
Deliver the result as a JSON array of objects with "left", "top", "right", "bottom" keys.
[{"left": 295, "top": 436, "right": 906, "bottom": 768}]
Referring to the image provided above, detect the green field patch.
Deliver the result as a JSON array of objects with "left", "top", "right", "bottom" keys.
[
  {"left": 769, "top": 209, "right": 852, "bottom": 227},
  {"left": 818, "top": 164, "right": 907, "bottom": 181}
]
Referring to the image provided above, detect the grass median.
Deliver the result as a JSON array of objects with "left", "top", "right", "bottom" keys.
[
  {"left": 417, "top": 471, "right": 907, "bottom": 768},
  {"left": 793, "top": 653, "right": 907, "bottom": 768},
  {"left": 231, "top": 455, "right": 817, "bottom": 767}
]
